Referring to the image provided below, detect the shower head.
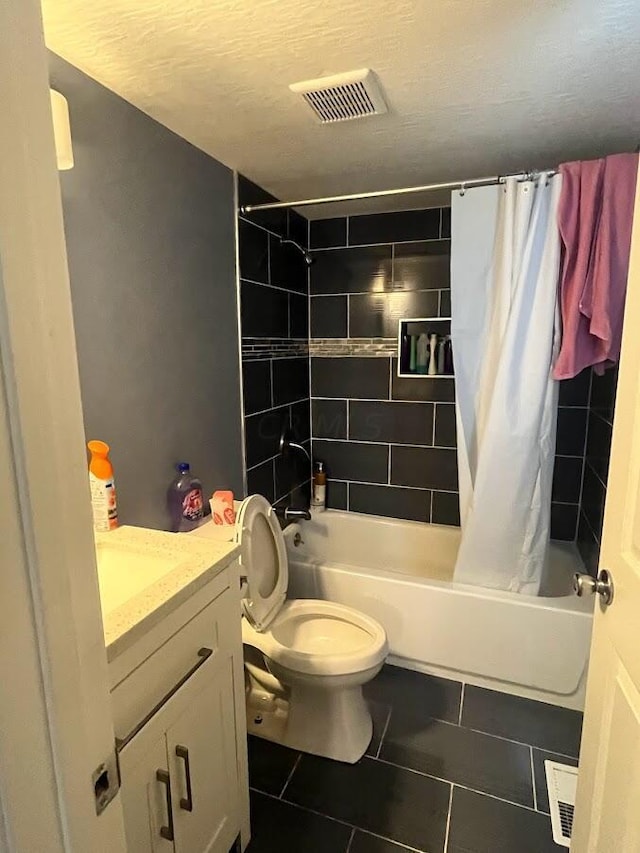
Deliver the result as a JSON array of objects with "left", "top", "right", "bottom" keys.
[{"left": 280, "top": 237, "right": 314, "bottom": 266}]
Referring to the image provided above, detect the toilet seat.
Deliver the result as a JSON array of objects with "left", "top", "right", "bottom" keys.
[
  {"left": 242, "top": 599, "right": 388, "bottom": 677},
  {"left": 237, "top": 494, "right": 388, "bottom": 679},
  {"left": 235, "top": 494, "right": 288, "bottom": 631}
]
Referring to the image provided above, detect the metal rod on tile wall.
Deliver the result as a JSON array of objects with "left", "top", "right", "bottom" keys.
[{"left": 238, "top": 170, "right": 556, "bottom": 214}]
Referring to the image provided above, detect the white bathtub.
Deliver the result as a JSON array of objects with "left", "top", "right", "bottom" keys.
[{"left": 285, "top": 510, "right": 594, "bottom": 710}]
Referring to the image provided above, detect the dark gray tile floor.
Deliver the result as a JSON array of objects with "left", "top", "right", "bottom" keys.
[{"left": 246, "top": 665, "right": 583, "bottom": 852}]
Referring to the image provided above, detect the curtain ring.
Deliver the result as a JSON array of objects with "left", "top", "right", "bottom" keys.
[{"left": 459, "top": 182, "right": 466, "bottom": 197}]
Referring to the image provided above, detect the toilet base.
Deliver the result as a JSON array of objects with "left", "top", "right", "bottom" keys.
[
  {"left": 246, "top": 681, "right": 373, "bottom": 764},
  {"left": 290, "top": 681, "right": 374, "bottom": 763}
]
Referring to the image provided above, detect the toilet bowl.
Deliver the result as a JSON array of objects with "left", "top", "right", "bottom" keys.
[{"left": 236, "top": 494, "right": 388, "bottom": 763}]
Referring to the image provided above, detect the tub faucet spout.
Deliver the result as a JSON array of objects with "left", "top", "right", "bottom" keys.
[{"left": 280, "top": 507, "right": 311, "bottom": 522}]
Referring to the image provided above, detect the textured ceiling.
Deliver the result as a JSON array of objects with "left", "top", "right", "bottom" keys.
[{"left": 43, "top": 0, "right": 640, "bottom": 218}]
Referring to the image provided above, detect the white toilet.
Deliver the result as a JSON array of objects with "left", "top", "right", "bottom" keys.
[{"left": 236, "top": 494, "right": 388, "bottom": 764}]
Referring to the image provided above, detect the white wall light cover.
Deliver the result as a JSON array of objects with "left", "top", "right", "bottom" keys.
[{"left": 50, "top": 89, "right": 74, "bottom": 170}]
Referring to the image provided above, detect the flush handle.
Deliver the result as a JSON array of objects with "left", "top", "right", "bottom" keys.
[{"left": 573, "top": 569, "right": 614, "bottom": 605}]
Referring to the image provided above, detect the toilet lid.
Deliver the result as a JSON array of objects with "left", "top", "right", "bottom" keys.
[{"left": 235, "top": 494, "right": 288, "bottom": 632}]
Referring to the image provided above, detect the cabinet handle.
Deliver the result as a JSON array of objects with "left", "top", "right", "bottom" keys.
[
  {"left": 116, "top": 647, "right": 213, "bottom": 752},
  {"left": 156, "top": 769, "right": 175, "bottom": 842},
  {"left": 175, "top": 745, "right": 194, "bottom": 812}
]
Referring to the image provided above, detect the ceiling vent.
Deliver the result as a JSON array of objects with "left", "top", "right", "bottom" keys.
[{"left": 290, "top": 69, "right": 388, "bottom": 124}]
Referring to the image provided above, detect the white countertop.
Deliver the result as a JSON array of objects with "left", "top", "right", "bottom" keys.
[{"left": 97, "top": 525, "right": 239, "bottom": 660}]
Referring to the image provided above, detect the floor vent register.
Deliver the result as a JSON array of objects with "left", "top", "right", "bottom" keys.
[{"left": 545, "top": 760, "right": 578, "bottom": 848}]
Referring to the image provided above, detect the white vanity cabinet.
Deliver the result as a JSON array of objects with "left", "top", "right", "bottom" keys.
[
  {"left": 106, "top": 553, "right": 249, "bottom": 853},
  {"left": 117, "top": 650, "right": 238, "bottom": 853}
]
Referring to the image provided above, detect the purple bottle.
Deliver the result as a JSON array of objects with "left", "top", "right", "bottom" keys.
[{"left": 168, "top": 462, "right": 204, "bottom": 532}]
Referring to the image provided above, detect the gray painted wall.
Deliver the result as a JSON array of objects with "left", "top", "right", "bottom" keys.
[{"left": 50, "top": 53, "right": 244, "bottom": 529}]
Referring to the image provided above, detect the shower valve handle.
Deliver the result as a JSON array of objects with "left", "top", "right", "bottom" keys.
[{"left": 573, "top": 570, "right": 614, "bottom": 605}]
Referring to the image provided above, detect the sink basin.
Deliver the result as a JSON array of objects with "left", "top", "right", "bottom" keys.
[
  {"left": 96, "top": 525, "right": 239, "bottom": 658},
  {"left": 96, "top": 539, "right": 179, "bottom": 614},
  {"left": 95, "top": 525, "right": 229, "bottom": 620}
]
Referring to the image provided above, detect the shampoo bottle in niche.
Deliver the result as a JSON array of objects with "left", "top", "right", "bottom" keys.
[
  {"left": 312, "top": 461, "right": 327, "bottom": 511},
  {"left": 409, "top": 336, "right": 418, "bottom": 372},
  {"left": 168, "top": 462, "right": 204, "bottom": 532},
  {"left": 437, "top": 336, "right": 446, "bottom": 375},
  {"left": 88, "top": 440, "right": 118, "bottom": 532},
  {"left": 416, "top": 333, "right": 429, "bottom": 375},
  {"left": 400, "top": 333, "right": 411, "bottom": 373},
  {"left": 428, "top": 333, "right": 438, "bottom": 375}
]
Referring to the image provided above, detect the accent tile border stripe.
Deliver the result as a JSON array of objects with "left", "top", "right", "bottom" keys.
[
  {"left": 242, "top": 337, "right": 309, "bottom": 360},
  {"left": 310, "top": 338, "right": 397, "bottom": 357}
]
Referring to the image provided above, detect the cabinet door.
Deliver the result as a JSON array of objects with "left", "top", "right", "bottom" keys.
[
  {"left": 167, "top": 653, "right": 239, "bottom": 853},
  {"left": 119, "top": 733, "right": 175, "bottom": 853}
]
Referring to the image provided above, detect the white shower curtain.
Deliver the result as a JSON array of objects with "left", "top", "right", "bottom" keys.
[{"left": 451, "top": 173, "right": 562, "bottom": 594}]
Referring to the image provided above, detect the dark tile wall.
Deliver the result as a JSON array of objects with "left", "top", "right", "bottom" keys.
[
  {"left": 309, "top": 208, "right": 592, "bottom": 536},
  {"left": 553, "top": 369, "right": 592, "bottom": 541},
  {"left": 238, "top": 175, "right": 310, "bottom": 509},
  {"left": 309, "top": 208, "right": 457, "bottom": 525},
  {"left": 577, "top": 366, "right": 618, "bottom": 575}
]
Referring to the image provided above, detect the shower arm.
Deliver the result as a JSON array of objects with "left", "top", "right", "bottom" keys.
[{"left": 279, "top": 237, "right": 314, "bottom": 266}]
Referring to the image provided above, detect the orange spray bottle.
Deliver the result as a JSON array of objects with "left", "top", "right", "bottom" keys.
[{"left": 88, "top": 440, "right": 118, "bottom": 531}]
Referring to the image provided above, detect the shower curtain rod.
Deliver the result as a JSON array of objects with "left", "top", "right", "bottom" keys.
[{"left": 239, "top": 169, "right": 557, "bottom": 214}]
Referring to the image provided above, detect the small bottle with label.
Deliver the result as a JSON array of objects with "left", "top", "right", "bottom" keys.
[
  {"left": 416, "top": 333, "right": 429, "bottom": 374},
  {"left": 88, "top": 440, "right": 118, "bottom": 532},
  {"left": 168, "top": 462, "right": 204, "bottom": 532},
  {"left": 437, "top": 336, "right": 446, "bottom": 375},
  {"left": 312, "top": 461, "right": 327, "bottom": 512},
  {"left": 428, "top": 333, "right": 439, "bottom": 375}
]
